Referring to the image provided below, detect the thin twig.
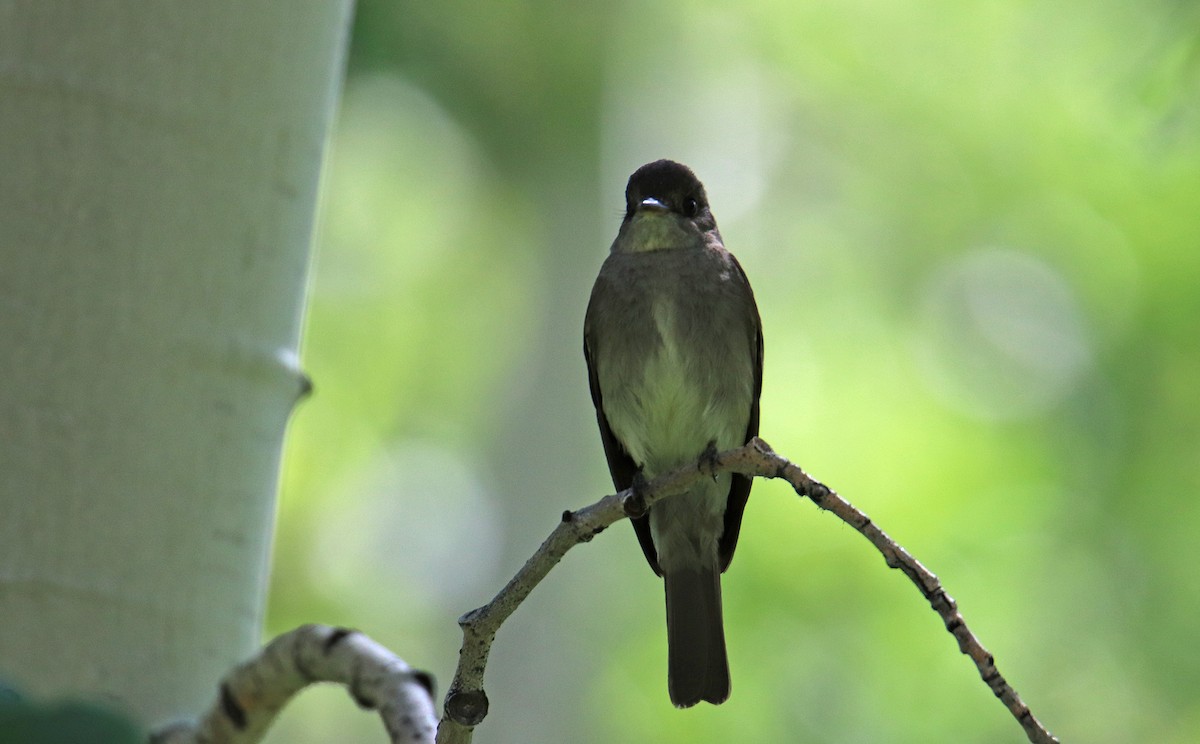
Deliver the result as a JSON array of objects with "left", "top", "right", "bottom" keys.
[
  {"left": 151, "top": 624, "right": 437, "bottom": 744},
  {"left": 437, "top": 438, "right": 1059, "bottom": 744}
]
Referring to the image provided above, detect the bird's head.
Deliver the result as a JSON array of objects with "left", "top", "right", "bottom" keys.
[{"left": 613, "top": 160, "right": 719, "bottom": 253}]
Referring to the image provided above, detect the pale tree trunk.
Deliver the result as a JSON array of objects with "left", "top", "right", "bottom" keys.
[{"left": 0, "top": 1, "right": 352, "bottom": 731}]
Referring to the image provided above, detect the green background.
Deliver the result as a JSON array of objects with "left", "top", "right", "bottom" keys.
[{"left": 264, "top": 1, "right": 1200, "bottom": 742}]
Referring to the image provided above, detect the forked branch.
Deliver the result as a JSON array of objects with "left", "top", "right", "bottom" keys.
[{"left": 437, "top": 438, "right": 1059, "bottom": 744}]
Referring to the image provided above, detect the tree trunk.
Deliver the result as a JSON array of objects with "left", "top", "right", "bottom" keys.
[{"left": 0, "top": 1, "right": 352, "bottom": 729}]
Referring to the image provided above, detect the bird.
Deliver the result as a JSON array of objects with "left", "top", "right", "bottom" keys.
[{"left": 583, "top": 159, "right": 763, "bottom": 707}]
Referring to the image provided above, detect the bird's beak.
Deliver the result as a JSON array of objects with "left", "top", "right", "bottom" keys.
[{"left": 638, "top": 197, "right": 669, "bottom": 213}]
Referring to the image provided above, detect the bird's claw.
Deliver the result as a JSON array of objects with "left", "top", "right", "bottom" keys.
[
  {"left": 622, "top": 472, "right": 650, "bottom": 518},
  {"left": 698, "top": 440, "right": 721, "bottom": 480}
]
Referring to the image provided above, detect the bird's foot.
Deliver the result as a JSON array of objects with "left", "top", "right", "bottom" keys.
[
  {"left": 698, "top": 440, "right": 721, "bottom": 480},
  {"left": 622, "top": 472, "right": 650, "bottom": 519}
]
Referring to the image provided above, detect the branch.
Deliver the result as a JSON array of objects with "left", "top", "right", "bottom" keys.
[
  {"left": 152, "top": 624, "right": 437, "bottom": 744},
  {"left": 437, "top": 438, "right": 1059, "bottom": 744}
]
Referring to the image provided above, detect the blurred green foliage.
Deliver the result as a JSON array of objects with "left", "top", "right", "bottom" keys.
[
  {"left": 265, "top": 1, "right": 1200, "bottom": 742},
  {"left": 0, "top": 687, "right": 143, "bottom": 744}
]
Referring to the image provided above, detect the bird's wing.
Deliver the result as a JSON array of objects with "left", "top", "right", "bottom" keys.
[
  {"left": 584, "top": 333, "right": 662, "bottom": 576},
  {"left": 718, "top": 258, "right": 763, "bottom": 572}
]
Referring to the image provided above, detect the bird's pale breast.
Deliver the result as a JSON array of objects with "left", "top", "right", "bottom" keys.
[{"left": 595, "top": 248, "right": 755, "bottom": 479}]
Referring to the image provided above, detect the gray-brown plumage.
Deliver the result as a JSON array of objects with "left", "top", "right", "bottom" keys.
[{"left": 584, "top": 160, "right": 763, "bottom": 707}]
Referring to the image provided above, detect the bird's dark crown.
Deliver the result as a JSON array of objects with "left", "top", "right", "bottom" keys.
[{"left": 624, "top": 159, "right": 710, "bottom": 221}]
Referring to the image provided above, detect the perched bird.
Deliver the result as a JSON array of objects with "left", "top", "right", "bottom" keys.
[{"left": 584, "top": 160, "right": 763, "bottom": 707}]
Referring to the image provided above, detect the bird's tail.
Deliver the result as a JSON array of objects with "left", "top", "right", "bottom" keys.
[{"left": 663, "top": 562, "right": 729, "bottom": 707}]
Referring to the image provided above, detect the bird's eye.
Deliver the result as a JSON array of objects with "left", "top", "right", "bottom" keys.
[{"left": 682, "top": 197, "right": 700, "bottom": 217}]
